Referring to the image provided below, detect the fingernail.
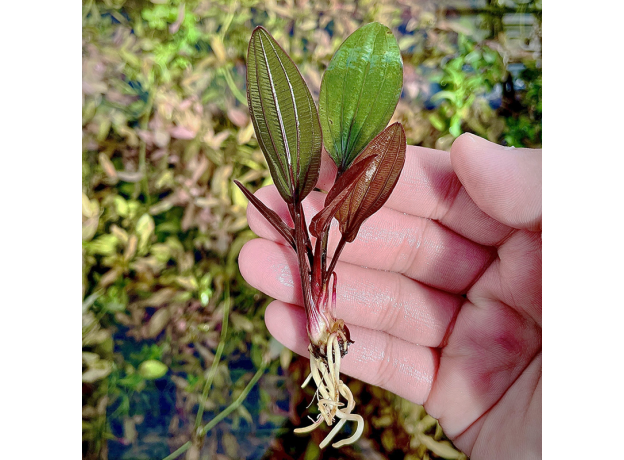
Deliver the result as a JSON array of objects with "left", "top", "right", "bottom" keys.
[{"left": 463, "top": 133, "right": 478, "bottom": 144}]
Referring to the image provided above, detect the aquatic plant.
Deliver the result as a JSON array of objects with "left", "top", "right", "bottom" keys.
[{"left": 236, "top": 23, "right": 405, "bottom": 448}]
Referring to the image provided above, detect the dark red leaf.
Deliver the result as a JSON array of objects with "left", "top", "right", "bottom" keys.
[
  {"left": 234, "top": 180, "right": 295, "bottom": 248},
  {"left": 327, "top": 122, "right": 406, "bottom": 242},
  {"left": 309, "top": 155, "right": 377, "bottom": 239}
]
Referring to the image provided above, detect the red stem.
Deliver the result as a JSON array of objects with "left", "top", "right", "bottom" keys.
[
  {"left": 291, "top": 202, "right": 323, "bottom": 335},
  {"left": 324, "top": 235, "right": 347, "bottom": 286}
]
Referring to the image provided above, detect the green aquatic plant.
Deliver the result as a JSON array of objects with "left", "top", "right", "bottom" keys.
[{"left": 236, "top": 23, "right": 405, "bottom": 449}]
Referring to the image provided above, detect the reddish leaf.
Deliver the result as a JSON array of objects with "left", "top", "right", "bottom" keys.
[
  {"left": 309, "top": 155, "right": 377, "bottom": 239},
  {"left": 234, "top": 180, "right": 295, "bottom": 248},
  {"left": 327, "top": 122, "right": 406, "bottom": 242}
]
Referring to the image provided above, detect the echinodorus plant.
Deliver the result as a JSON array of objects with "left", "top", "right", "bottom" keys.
[{"left": 235, "top": 23, "right": 405, "bottom": 449}]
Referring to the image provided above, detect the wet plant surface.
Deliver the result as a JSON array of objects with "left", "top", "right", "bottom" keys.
[{"left": 82, "top": 1, "right": 541, "bottom": 459}]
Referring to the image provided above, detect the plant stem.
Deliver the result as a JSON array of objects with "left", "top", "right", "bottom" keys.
[
  {"left": 292, "top": 203, "right": 317, "bottom": 319},
  {"left": 162, "top": 362, "right": 268, "bottom": 460},
  {"left": 194, "top": 282, "right": 230, "bottom": 430},
  {"left": 290, "top": 202, "right": 314, "bottom": 267},
  {"left": 219, "top": 11, "right": 234, "bottom": 40},
  {"left": 320, "top": 230, "right": 330, "bottom": 279},
  {"left": 162, "top": 441, "right": 191, "bottom": 460},
  {"left": 200, "top": 362, "right": 267, "bottom": 436},
  {"left": 324, "top": 235, "right": 347, "bottom": 284},
  {"left": 220, "top": 67, "right": 248, "bottom": 106}
]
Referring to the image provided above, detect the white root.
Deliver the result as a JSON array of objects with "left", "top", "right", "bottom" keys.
[
  {"left": 301, "top": 370, "right": 313, "bottom": 389},
  {"left": 309, "top": 349, "right": 332, "bottom": 401},
  {"left": 293, "top": 414, "right": 323, "bottom": 434},
  {"left": 319, "top": 382, "right": 353, "bottom": 449},
  {"left": 330, "top": 412, "right": 364, "bottom": 448},
  {"left": 305, "top": 388, "right": 319, "bottom": 409},
  {"left": 296, "top": 332, "right": 364, "bottom": 449},
  {"left": 331, "top": 382, "right": 364, "bottom": 448}
]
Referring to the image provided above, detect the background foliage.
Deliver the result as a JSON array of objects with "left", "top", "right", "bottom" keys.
[{"left": 82, "top": 0, "right": 541, "bottom": 458}]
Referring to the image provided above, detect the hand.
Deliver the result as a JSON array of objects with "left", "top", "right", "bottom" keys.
[{"left": 239, "top": 133, "right": 542, "bottom": 459}]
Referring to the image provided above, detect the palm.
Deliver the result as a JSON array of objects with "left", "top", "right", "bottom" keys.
[{"left": 239, "top": 137, "right": 542, "bottom": 458}]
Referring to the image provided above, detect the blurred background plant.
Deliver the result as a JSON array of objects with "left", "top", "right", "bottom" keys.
[{"left": 82, "top": 0, "right": 541, "bottom": 458}]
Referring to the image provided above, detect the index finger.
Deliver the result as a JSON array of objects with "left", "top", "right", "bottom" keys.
[{"left": 317, "top": 145, "right": 512, "bottom": 247}]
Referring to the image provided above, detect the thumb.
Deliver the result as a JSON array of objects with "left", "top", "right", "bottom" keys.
[{"left": 450, "top": 133, "right": 541, "bottom": 231}]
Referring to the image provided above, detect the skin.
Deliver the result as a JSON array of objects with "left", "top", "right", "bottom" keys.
[{"left": 239, "top": 133, "right": 542, "bottom": 459}]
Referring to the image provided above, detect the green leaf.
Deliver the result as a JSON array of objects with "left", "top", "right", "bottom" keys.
[
  {"left": 430, "top": 90, "right": 457, "bottom": 105},
  {"left": 429, "top": 113, "right": 446, "bottom": 131},
  {"left": 135, "top": 213, "right": 154, "bottom": 254},
  {"left": 449, "top": 114, "right": 462, "bottom": 137},
  {"left": 319, "top": 22, "right": 403, "bottom": 173},
  {"left": 138, "top": 360, "right": 168, "bottom": 380},
  {"left": 246, "top": 26, "right": 322, "bottom": 204},
  {"left": 327, "top": 122, "right": 406, "bottom": 242},
  {"left": 86, "top": 234, "right": 119, "bottom": 256}
]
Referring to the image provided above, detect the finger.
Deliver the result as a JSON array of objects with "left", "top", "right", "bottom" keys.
[
  {"left": 264, "top": 300, "right": 437, "bottom": 405},
  {"left": 469, "top": 229, "right": 542, "bottom": 326},
  {"left": 450, "top": 133, "right": 542, "bottom": 231},
  {"left": 364, "top": 145, "right": 512, "bottom": 246},
  {"left": 239, "top": 238, "right": 462, "bottom": 347},
  {"left": 247, "top": 185, "right": 495, "bottom": 293}
]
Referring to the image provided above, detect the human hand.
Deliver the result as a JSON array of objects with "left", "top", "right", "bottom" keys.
[{"left": 239, "top": 133, "right": 542, "bottom": 459}]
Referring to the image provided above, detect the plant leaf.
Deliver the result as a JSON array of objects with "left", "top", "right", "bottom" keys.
[
  {"left": 327, "top": 122, "right": 406, "bottom": 242},
  {"left": 234, "top": 180, "right": 295, "bottom": 249},
  {"left": 319, "top": 22, "right": 403, "bottom": 173},
  {"left": 308, "top": 155, "right": 377, "bottom": 239},
  {"left": 246, "top": 26, "right": 322, "bottom": 204}
]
